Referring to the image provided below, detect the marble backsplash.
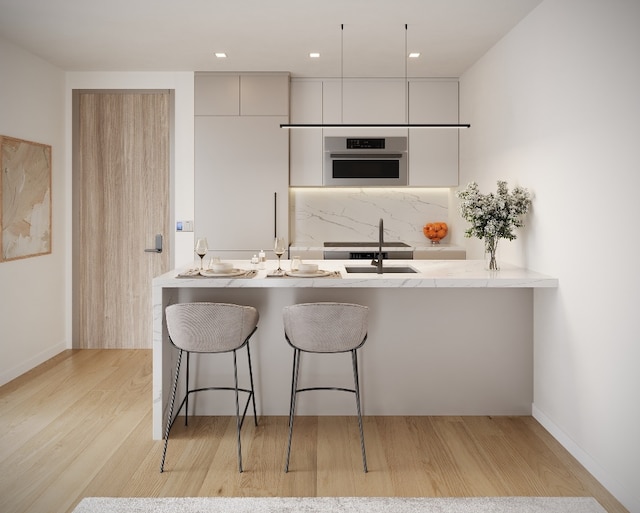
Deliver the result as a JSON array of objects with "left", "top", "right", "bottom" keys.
[{"left": 290, "top": 188, "right": 451, "bottom": 246}]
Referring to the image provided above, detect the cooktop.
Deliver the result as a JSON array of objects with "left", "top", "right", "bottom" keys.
[{"left": 324, "top": 241, "right": 411, "bottom": 248}]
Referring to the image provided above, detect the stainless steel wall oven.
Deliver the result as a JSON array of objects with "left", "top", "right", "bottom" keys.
[{"left": 323, "top": 136, "right": 408, "bottom": 186}]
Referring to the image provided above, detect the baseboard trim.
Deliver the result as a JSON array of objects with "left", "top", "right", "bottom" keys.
[
  {"left": 0, "top": 342, "right": 68, "bottom": 387},
  {"left": 532, "top": 403, "right": 637, "bottom": 513}
]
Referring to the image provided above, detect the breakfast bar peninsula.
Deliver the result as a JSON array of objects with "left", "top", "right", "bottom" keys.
[{"left": 152, "top": 260, "right": 557, "bottom": 438}]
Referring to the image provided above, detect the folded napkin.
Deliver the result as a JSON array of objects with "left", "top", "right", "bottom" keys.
[
  {"left": 176, "top": 269, "right": 257, "bottom": 279},
  {"left": 267, "top": 270, "right": 342, "bottom": 278}
]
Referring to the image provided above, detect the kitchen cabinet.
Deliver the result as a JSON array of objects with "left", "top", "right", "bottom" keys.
[
  {"left": 194, "top": 72, "right": 290, "bottom": 256},
  {"left": 289, "top": 78, "right": 458, "bottom": 187},
  {"left": 289, "top": 80, "right": 323, "bottom": 186},
  {"left": 195, "top": 73, "right": 289, "bottom": 116},
  {"left": 408, "top": 80, "right": 459, "bottom": 186},
  {"left": 195, "top": 116, "right": 289, "bottom": 256},
  {"left": 289, "top": 78, "right": 408, "bottom": 186},
  {"left": 240, "top": 74, "right": 289, "bottom": 116},
  {"left": 195, "top": 74, "right": 240, "bottom": 115},
  {"left": 323, "top": 78, "right": 407, "bottom": 125}
]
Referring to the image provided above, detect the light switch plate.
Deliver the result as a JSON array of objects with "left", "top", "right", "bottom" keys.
[{"left": 176, "top": 220, "right": 194, "bottom": 232}]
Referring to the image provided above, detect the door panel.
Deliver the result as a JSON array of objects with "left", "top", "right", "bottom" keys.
[
  {"left": 73, "top": 91, "right": 170, "bottom": 349},
  {"left": 194, "top": 115, "right": 289, "bottom": 251}
]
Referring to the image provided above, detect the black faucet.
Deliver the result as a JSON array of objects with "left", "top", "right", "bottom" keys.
[{"left": 371, "top": 218, "right": 384, "bottom": 274}]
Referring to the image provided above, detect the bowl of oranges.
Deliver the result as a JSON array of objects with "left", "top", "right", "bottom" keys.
[{"left": 423, "top": 222, "right": 448, "bottom": 244}]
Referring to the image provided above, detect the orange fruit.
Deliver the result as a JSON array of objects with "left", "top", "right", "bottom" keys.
[{"left": 423, "top": 222, "right": 448, "bottom": 242}]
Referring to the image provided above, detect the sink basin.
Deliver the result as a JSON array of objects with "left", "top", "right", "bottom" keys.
[{"left": 344, "top": 266, "right": 418, "bottom": 274}]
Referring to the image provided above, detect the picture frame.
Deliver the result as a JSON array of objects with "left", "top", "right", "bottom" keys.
[{"left": 0, "top": 135, "right": 52, "bottom": 262}]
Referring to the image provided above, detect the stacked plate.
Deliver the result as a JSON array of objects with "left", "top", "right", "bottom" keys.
[
  {"left": 285, "top": 263, "right": 330, "bottom": 278},
  {"left": 200, "top": 262, "right": 245, "bottom": 277}
]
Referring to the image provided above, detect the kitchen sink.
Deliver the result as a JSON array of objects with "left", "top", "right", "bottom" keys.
[{"left": 344, "top": 266, "right": 418, "bottom": 274}]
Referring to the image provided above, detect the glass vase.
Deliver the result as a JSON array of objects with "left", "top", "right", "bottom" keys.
[{"left": 485, "top": 237, "right": 499, "bottom": 271}]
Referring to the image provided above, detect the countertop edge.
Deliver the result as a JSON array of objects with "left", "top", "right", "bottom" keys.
[{"left": 153, "top": 260, "right": 558, "bottom": 289}]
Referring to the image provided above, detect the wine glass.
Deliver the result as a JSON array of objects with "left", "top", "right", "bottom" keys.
[
  {"left": 195, "top": 237, "right": 208, "bottom": 270},
  {"left": 273, "top": 237, "right": 286, "bottom": 272}
]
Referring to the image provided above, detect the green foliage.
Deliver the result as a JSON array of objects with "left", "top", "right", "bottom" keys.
[{"left": 456, "top": 181, "right": 532, "bottom": 242}]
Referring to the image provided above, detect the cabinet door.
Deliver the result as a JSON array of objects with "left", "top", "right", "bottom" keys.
[
  {"left": 194, "top": 74, "right": 239, "bottom": 115},
  {"left": 344, "top": 79, "right": 406, "bottom": 124},
  {"left": 323, "top": 78, "right": 406, "bottom": 125},
  {"left": 408, "top": 81, "right": 459, "bottom": 186},
  {"left": 195, "top": 116, "right": 289, "bottom": 250},
  {"left": 289, "top": 80, "right": 323, "bottom": 186},
  {"left": 240, "top": 74, "right": 289, "bottom": 116}
]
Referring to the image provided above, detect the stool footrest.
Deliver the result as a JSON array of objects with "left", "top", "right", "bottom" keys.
[{"left": 296, "top": 386, "right": 356, "bottom": 394}]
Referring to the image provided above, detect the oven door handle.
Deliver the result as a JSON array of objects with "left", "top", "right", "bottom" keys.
[{"left": 329, "top": 153, "right": 404, "bottom": 159}]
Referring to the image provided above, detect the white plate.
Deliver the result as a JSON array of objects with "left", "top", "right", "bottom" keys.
[
  {"left": 200, "top": 268, "right": 246, "bottom": 277},
  {"left": 285, "top": 269, "right": 331, "bottom": 278}
]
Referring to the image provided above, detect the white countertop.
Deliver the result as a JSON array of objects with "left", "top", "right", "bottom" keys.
[{"left": 154, "top": 259, "right": 557, "bottom": 288}]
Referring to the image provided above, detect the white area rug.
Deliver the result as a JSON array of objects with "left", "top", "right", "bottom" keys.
[{"left": 72, "top": 496, "right": 607, "bottom": 513}]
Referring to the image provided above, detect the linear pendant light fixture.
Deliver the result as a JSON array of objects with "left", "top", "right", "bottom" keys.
[{"left": 281, "top": 24, "right": 470, "bottom": 129}]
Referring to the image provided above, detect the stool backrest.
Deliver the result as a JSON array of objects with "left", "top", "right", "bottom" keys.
[
  {"left": 166, "top": 302, "right": 259, "bottom": 353},
  {"left": 283, "top": 302, "right": 368, "bottom": 353}
]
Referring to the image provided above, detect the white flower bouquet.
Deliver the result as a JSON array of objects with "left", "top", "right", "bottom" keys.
[{"left": 456, "top": 180, "right": 532, "bottom": 270}]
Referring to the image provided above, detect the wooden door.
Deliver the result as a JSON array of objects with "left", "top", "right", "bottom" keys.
[{"left": 73, "top": 91, "right": 170, "bottom": 349}]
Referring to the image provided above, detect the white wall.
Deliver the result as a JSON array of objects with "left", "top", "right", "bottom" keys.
[
  {"left": 0, "top": 51, "right": 196, "bottom": 384},
  {"left": 458, "top": 1, "right": 640, "bottom": 511},
  {"left": 0, "top": 38, "right": 67, "bottom": 385}
]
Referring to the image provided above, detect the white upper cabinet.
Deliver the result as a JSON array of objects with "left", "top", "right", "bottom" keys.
[
  {"left": 408, "top": 80, "right": 460, "bottom": 186},
  {"left": 322, "top": 79, "right": 408, "bottom": 136},
  {"left": 240, "top": 74, "right": 289, "bottom": 116},
  {"left": 195, "top": 74, "right": 240, "bottom": 115},
  {"left": 289, "top": 80, "right": 323, "bottom": 186},
  {"left": 288, "top": 77, "right": 460, "bottom": 187},
  {"left": 194, "top": 73, "right": 289, "bottom": 116}
]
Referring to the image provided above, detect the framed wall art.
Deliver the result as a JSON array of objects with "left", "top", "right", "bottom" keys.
[{"left": 0, "top": 135, "right": 52, "bottom": 262}]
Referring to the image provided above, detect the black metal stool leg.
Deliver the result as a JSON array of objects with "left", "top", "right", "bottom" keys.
[
  {"left": 233, "top": 349, "right": 243, "bottom": 473},
  {"left": 285, "top": 348, "right": 301, "bottom": 472},
  {"left": 246, "top": 342, "right": 258, "bottom": 426},
  {"left": 160, "top": 348, "right": 183, "bottom": 473},
  {"left": 184, "top": 351, "right": 190, "bottom": 426},
  {"left": 352, "top": 349, "right": 368, "bottom": 472}
]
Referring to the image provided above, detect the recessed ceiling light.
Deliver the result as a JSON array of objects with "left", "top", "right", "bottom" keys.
[
  {"left": 408, "top": 52, "right": 420, "bottom": 58},
  {"left": 309, "top": 52, "right": 320, "bottom": 58},
  {"left": 215, "top": 52, "right": 227, "bottom": 58}
]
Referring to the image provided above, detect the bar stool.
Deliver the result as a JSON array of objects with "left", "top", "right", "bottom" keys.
[
  {"left": 160, "top": 302, "right": 259, "bottom": 473},
  {"left": 282, "top": 302, "right": 368, "bottom": 472}
]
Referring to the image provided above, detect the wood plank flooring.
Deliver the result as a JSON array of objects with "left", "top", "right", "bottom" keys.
[{"left": 0, "top": 350, "right": 628, "bottom": 513}]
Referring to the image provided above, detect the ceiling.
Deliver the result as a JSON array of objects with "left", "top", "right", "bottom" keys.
[{"left": 0, "top": 0, "right": 543, "bottom": 78}]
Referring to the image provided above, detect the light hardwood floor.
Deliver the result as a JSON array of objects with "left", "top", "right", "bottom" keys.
[{"left": 0, "top": 350, "right": 627, "bottom": 513}]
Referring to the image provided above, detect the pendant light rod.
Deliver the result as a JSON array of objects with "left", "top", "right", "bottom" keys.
[
  {"left": 341, "top": 23, "right": 344, "bottom": 125},
  {"left": 405, "top": 23, "right": 409, "bottom": 125},
  {"left": 281, "top": 24, "right": 471, "bottom": 129},
  {"left": 280, "top": 123, "right": 471, "bottom": 128}
]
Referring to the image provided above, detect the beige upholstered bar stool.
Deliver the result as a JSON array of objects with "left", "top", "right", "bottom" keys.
[
  {"left": 282, "top": 302, "right": 368, "bottom": 472},
  {"left": 160, "top": 302, "right": 259, "bottom": 473}
]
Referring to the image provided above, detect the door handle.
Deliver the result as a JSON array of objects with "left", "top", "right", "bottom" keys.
[{"left": 145, "top": 234, "right": 163, "bottom": 253}]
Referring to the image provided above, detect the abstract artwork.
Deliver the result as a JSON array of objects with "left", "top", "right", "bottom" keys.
[{"left": 0, "top": 135, "right": 52, "bottom": 262}]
